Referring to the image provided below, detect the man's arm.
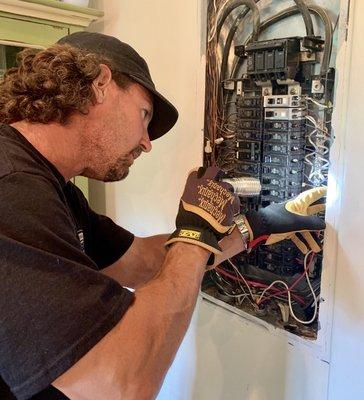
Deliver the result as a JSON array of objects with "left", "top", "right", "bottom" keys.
[
  {"left": 54, "top": 167, "right": 245, "bottom": 399},
  {"left": 53, "top": 242, "right": 209, "bottom": 400},
  {"left": 102, "top": 227, "right": 246, "bottom": 288},
  {"left": 102, "top": 234, "right": 168, "bottom": 288}
]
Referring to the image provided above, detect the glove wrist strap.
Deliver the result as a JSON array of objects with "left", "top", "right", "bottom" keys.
[{"left": 165, "top": 227, "right": 222, "bottom": 266}]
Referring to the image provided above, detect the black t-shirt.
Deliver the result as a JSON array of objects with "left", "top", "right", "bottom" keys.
[{"left": 0, "top": 124, "right": 135, "bottom": 400}]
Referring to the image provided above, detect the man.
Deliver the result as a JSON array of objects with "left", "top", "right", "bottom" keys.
[{"left": 0, "top": 32, "right": 325, "bottom": 400}]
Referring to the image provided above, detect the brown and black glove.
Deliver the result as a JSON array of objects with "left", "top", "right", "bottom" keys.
[
  {"left": 165, "top": 166, "right": 240, "bottom": 260},
  {"left": 244, "top": 187, "right": 327, "bottom": 254}
]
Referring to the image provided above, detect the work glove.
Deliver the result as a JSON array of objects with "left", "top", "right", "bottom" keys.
[
  {"left": 165, "top": 166, "right": 240, "bottom": 261},
  {"left": 244, "top": 187, "right": 327, "bottom": 254}
]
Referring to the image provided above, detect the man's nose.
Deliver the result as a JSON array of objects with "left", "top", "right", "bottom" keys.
[{"left": 140, "top": 129, "right": 152, "bottom": 153}]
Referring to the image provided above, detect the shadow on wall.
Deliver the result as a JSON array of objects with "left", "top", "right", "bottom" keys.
[
  {"left": 88, "top": 0, "right": 105, "bottom": 31},
  {"left": 328, "top": 240, "right": 364, "bottom": 398},
  {"left": 191, "top": 300, "right": 288, "bottom": 400}
]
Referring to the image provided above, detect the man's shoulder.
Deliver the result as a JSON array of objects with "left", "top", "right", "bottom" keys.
[
  {"left": 0, "top": 126, "right": 65, "bottom": 212},
  {"left": 0, "top": 124, "right": 62, "bottom": 185}
]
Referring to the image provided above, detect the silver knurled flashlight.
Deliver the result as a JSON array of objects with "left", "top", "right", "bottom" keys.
[
  {"left": 222, "top": 177, "right": 261, "bottom": 197},
  {"left": 221, "top": 177, "right": 261, "bottom": 244}
]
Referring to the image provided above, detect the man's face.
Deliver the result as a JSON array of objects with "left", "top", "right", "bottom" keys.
[{"left": 83, "top": 80, "right": 153, "bottom": 182}]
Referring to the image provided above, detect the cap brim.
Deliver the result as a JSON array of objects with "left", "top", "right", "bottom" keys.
[{"left": 129, "top": 75, "right": 178, "bottom": 141}]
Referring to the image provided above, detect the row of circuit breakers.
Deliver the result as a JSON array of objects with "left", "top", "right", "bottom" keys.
[{"left": 226, "top": 37, "right": 330, "bottom": 276}]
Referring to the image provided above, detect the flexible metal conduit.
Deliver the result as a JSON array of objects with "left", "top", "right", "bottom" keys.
[
  {"left": 220, "top": 8, "right": 250, "bottom": 82},
  {"left": 217, "top": 0, "right": 261, "bottom": 42},
  {"left": 293, "top": 0, "right": 315, "bottom": 36}
]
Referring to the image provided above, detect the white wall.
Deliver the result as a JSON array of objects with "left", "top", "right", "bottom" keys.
[
  {"left": 89, "top": 0, "right": 205, "bottom": 234},
  {"left": 88, "top": 0, "right": 362, "bottom": 399},
  {"left": 328, "top": 0, "right": 364, "bottom": 397}
]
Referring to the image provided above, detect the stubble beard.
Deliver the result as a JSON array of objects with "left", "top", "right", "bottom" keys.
[{"left": 103, "top": 146, "right": 143, "bottom": 182}]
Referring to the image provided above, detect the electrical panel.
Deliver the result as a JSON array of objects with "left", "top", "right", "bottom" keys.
[{"left": 202, "top": 0, "right": 335, "bottom": 339}]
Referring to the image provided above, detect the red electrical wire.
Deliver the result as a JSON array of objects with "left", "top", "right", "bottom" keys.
[
  {"left": 257, "top": 252, "right": 316, "bottom": 305},
  {"left": 248, "top": 235, "right": 269, "bottom": 249},
  {"left": 215, "top": 266, "right": 306, "bottom": 305}
]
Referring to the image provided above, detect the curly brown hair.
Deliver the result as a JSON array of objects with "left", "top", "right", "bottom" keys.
[{"left": 0, "top": 43, "right": 131, "bottom": 125}]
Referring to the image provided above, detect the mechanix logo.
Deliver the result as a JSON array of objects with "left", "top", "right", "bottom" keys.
[
  {"left": 179, "top": 229, "right": 201, "bottom": 240},
  {"left": 196, "top": 179, "right": 236, "bottom": 223}
]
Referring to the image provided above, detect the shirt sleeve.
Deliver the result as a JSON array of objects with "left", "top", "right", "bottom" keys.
[
  {"left": 0, "top": 172, "right": 134, "bottom": 400},
  {"left": 64, "top": 183, "right": 135, "bottom": 269}
]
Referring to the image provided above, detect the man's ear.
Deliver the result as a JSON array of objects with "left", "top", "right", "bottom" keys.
[{"left": 92, "top": 64, "right": 113, "bottom": 104}]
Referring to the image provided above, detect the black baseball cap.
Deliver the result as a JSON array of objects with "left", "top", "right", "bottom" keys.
[{"left": 57, "top": 31, "right": 178, "bottom": 141}]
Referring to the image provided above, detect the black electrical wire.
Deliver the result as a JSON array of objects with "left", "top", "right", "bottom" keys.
[
  {"left": 231, "top": 5, "right": 334, "bottom": 78},
  {"left": 293, "top": 0, "right": 315, "bottom": 36},
  {"left": 216, "top": 0, "right": 261, "bottom": 42}
]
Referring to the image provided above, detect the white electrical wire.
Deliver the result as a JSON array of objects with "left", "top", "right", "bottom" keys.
[
  {"left": 257, "top": 280, "right": 290, "bottom": 306},
  {"left": 304, "top": 115, "right": 331, "bottom": 186},
  {"left": 227, "top": 259, "right": 255, "bottom": 300},
  {"left": 305, "top": 115, "right": 318, "bottom": 126},
  {"left": 256, "top": 252, "right": 318, "bottom": 325},
  {"left": 214, "top": 279, "right": 243, "bottom": 298},
  {"left": 211, "top": 271, "right": 249, "bottom": 304},
  {"left": 306, "top": 96, "right": 331, "bottom": 109},
  {"left": 214, "top": 268, "right": 246, "bottom": 294},
  {"left": 215, "top": 258, "right": 314, "bottom": 311}
]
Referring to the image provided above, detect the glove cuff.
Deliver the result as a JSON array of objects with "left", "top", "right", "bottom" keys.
[{"left": 165, "top": 227, "right": 222, "bottom": 265}]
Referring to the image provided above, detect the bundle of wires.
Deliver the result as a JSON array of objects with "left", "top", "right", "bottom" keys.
[
  {"left": 213, "top": 251, "right": 320, "bottom": 325},
  {"left": 216, "top": 138, "right": 236, "bottom": 172},
  {"left": 304, "top": 97, "right": 334, "bottom": 186},
  {"left": 205, "top": 0, "right": 227, "bottom": 167},
  {"left": 205, "top": 0, "right": 261, "bottom": 169}
]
